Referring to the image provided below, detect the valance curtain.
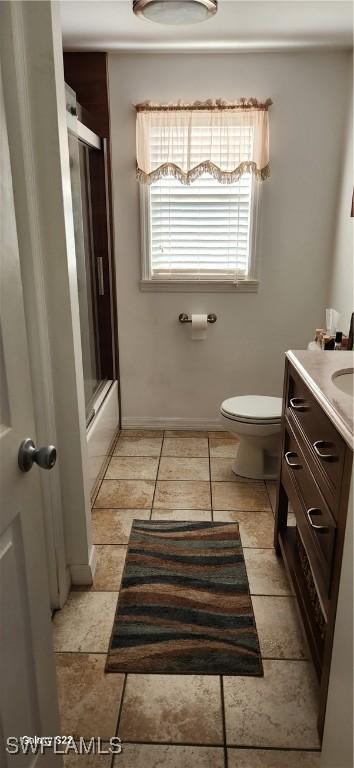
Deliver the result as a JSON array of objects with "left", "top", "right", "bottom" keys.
[{"left": 136, "top": 98, "right": 272, "bottom": 185}]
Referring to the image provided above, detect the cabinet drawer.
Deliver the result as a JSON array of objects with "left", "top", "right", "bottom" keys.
[
  {"left": 283, "top": 425, "right": 336, "bottom": 598},
  {"left": 287, "top": 368, "right": 345, "bottom": 503}
]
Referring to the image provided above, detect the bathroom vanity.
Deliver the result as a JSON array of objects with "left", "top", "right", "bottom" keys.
[{"left": 274, "top": 350, "right": 354, "bottom": 739}]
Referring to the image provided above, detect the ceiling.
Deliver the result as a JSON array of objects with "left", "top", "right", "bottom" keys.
[{"left": 60, "top": 0, "right": 353, "bottom": 52}]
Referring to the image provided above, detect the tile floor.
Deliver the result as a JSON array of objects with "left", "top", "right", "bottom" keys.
[{"left": 53, "top": 430, "right": 321, "bottom": 768}]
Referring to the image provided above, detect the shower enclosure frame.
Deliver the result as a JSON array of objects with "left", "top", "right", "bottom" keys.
[{"left": 67, "top": 103, "right": 120, "bottom": 497}]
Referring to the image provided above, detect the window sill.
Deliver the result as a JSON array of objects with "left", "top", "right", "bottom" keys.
[{"left": 139, "top": 279, "right": 259, "bottom": 293}]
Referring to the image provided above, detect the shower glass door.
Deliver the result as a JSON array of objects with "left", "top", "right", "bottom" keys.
[{"left": 68, "top": 129, "right": 105, "bottom": 422}]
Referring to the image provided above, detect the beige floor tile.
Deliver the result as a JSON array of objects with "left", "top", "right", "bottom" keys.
[
  {"left": 211, "top": 460, "right": 262, "bottom": 484},
  {"left": 210, "top": 458, "right": 249, "bottom": 482},
  {"left": 213, "top": 510, "right": 274, "bottom": 548},
  {"left": 52, "top": 592, "right": 117, "bottom": 652},
  {"left": 244, "top": 549, "right": 292, "bottom": 596},
  {"left": 151, "top": 509, "right": 212, "bottom": 521},
  {"left": 56, "top": 653, "right": 124, "bottom": 740},
  {"left": 119, "top": 674, "right": 223, "bottom": 744},
  {"left": 209, "top": 438, "right": 239, "bottom": 458},
  {"left": 252, "top": 595, "right": 309, "bottom": 660},
  {"left": 212, "top": 482, "right": 271, "bottom": 512},
  {"left": 224, "top": 659, "right": 320, "bottom": 749},
  {"left": 120, "top": 429, "right": 163, "bottom": 437},
  {"left": 154, "top": 481, "right": 211, "bottom": 510},
  {"left": 227, "top": 748, "right": 321, "bottom": 767},
  {"left": 266, "top": 481, "right": 277, "bottom": 514},
  {"left": 105, "top": 456, "right": 159, "bottom": 480},
  {"left": 165, "top": 430, "right": 209, "bottom": 438},
  {"left": 91, "top": 509, "right": 150, "bottom": 544},
  {"left": 162, "top": 437, "right": 209, "bottom": 457},
  {"left": 64, "top": 754, "right": 112, "bottom": 767},
  {"left": 114, "top": 436, "right": 162, "bottom": 456},
  {"left": 208, "top": 430, "right": 235, "bottom": 438},
  {"left": 94, "top": 479, "right": 155, "bottom": 509},
  {"left": 92, "top": 545, "right": 127, "bottom": 590},
  {"left": 115, "top": 744, "right": 225, "bottom": 767},
  {"left": 158, "top": 456, "right": 210, "bottom": 481}
]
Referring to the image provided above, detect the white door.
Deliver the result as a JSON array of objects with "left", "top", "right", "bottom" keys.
[{"left": 0, "top": 66, "right": 62, "bottom": 766}]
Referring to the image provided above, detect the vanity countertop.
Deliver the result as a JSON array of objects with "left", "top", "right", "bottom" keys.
[{"left": 287, "top": 350, "right": 354, "bottom": 450}]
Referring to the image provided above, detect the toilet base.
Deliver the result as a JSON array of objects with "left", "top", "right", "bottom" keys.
[{"left": 232, "top": 434, "right": 280, "bottom": 481}]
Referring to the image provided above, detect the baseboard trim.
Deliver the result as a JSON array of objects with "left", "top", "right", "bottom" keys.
[
  {"left": 56, "top": 565, "right": 71, "bottom": 610},
  {"left": 121, "top": 416, "right": 224, "bottom": 431},
  {"left": 70, "top": 544, "right": 97, "bottom": 586}
]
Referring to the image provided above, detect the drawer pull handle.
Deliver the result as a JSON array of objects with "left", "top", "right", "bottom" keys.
[
  {"left": 306, "top": 507, "right": 329, "bottom": 534},
  {"left": 289, "top": 397, "right": 309, "bottom": 412},
  {"left": 313, "top": 440, "right": 337, "bottom": 463},
  {"left": 285, "top": 451, "right": 302, "bottom": 469}
]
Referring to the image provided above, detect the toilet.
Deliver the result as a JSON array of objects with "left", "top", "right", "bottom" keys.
[{"left": 220, "top": 395, "right": 283, "bottom": 480}]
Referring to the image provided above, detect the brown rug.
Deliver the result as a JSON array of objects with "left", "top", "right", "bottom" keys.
[{"left": 106, "top": 520, "right": 263, "bottom": 676}]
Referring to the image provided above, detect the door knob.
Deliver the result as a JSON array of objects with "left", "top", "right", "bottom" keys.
[{"left": 18, "top": 438, "right": 57, "bottom": 473}]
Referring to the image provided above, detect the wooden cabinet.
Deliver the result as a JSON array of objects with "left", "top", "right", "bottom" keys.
[
  {"left": 274, "top": 356, "right": 352, "bottom": 739},
  {"left": 286, "top": 365, "right": 346, "bottom": 514}
]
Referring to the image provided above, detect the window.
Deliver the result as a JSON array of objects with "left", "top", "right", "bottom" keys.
[
  {"left": 141, "top": 171, "right": 259, "bottom": 289},
  {"left": 137, "top": 99, "right": 271, "bottom": 291}
]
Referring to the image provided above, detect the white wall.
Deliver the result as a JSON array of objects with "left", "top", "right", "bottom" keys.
[
  {"left": 328, "top": 90, "right": 353, "bottom": 335},
  {"left": 108, "top": 52, "right": 352, "bottom": 427}
]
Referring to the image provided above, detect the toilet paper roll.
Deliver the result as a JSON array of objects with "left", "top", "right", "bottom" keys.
[{"left": 191, "top": 314, "right": 208, "bottom": 341}]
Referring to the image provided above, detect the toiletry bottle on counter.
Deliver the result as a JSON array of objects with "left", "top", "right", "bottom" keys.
[{"left": 334, "top": 331, "right": 343, "bottom": 350}]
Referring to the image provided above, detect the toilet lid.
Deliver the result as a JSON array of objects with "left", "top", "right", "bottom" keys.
[{"left": 221, "top": 395, "right": 282, "bottom": 422}]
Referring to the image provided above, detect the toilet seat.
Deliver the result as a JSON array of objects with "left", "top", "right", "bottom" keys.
[
  {"left": 220, "top": 395, "right": 282, "bottom": 424},
  {"left": 221, "top": 411, "right": 281, "bottom": 426}
]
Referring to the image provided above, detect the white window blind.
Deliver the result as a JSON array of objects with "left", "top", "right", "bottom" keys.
[
  {"left": 144, "top": 123, "right": 256, "bottom": 282},
  {"left": 149, "top": 173, "right": 253, "bottom": 280}
]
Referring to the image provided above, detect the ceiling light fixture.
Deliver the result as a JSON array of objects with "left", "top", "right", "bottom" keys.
[{"left": 133, "top": 0, "right": 217, "bottom": 25}]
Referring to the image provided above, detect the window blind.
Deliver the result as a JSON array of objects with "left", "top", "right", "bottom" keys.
[
  {"left": 149, "top": 124, "right": 254, "bottom": 280},
  {"left": 150, "top": 174, "right": 253, "bottom": 280}
]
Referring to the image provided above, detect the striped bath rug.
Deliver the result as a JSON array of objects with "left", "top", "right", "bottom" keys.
[{"left": 106, "top": 520, "right": 263, "bottom": 676}]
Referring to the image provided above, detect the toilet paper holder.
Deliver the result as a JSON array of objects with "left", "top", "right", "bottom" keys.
[{"left": 179, "top": 313, "right": 217, "bottom": 324}]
